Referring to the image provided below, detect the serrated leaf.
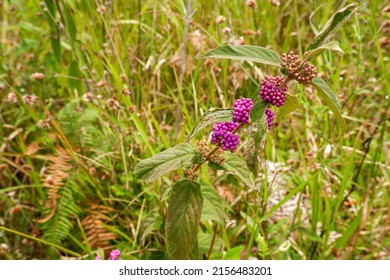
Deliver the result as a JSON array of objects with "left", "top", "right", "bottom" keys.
[
  {"left": 278, "top": 93, "right": 300, "bottom": 116},
  {"left": 201, "top": 182, "right": 228, "bottom": 227},
  {"left": 186, "top": 109, "right": 233, "bottom": 142},
  {"left": 250, "top": 99, "right": 267, "bottom": 123},
  {"left": 133, "top": 143, "right": 199, "bottom": 182},
  {"left": 306, "top": 4, "right": 358, "bottom": 52},
  {"left": 166, "top": 180, "right": 203, "bottom": 260},
  {"left": 311, "top": 77, "right": 346, "bottom": 139},
  {"left": 200, "top": 45, "right": 282, "bottom": 67},
  {"left": 304, "top": 41, "right": 343, "bottom": 60},
  {"left": 222, "top": 153, "right": 255, "bottom": 188}
]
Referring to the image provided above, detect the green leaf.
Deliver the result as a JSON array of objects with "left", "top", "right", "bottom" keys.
[
  {"left": 250, "top": 99, "right": 267, "bottom": 123},
  {"left": 250, "top": 118, "right": 268, "bottom": 141},
  {"left": 186, "top": 109, "right": 233, "bottom": 142},
  {"left": 200, "top": 45, "right": 282, "bottom": 67},
  {"left": 335, "top": 211, "right": 362, "bottom": 249},
  {"left": 140, "top": 210, "right": 163, "bottom": 241},
  {"left": 306, "top": 4, "right": 358, "bottom": 52},
  {"left": 51, "top": 32, "right": 61, "bottom": 61},
  {"left": 297, "top": 227, "right": 323, "bottom": 243},
  {"left": 278, "top": 93, "right": 300, "bottom": 116},
  {"left": 68, "top": 61, "right": 82, "bottom": 92},
  {"left": 201, "top": 182, "right": 228, "bottom": 227},
  {"left": 133, "top": 143, "right": 199, "bottom": 182},
  {"left": 222, "top": 153, "right": 255, "bottom": 188},
  {"left": 223, "top": 245, "right": 245, "bottom": 260},
  {"left": 198, "top": 232, "right": 223, "bottom": 256},
  {"left": 311, "top": 77, "right": 347, "bottom": 139},
  {"left": 62, "top": 2, "right": 77, "bottom": 42},
  {"left": 165, "top": 180, "right": 203, "bottom": 260},
  {"left": 244, "top": 138, "right": 261, "bottom": 177},
  {"left": 304, "top": 41, "right": 343, "bottom": 60}
]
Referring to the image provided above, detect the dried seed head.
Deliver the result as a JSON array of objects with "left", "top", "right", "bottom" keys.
[
  {"left": 128, "top": 105, "right": 136, "bottom": 113},
  {"left": 106, "top": 98, "right": 121, "bottom": 112},
  {"left": 82, "top": 92, "right": 94, "bottom": 102},
  {"left": 269, "top": 0, "right": 281, "bottom": 6},
  {"left": 210, "top": 150, "right": 225, "bottom": 165},
  {"left": 96, "top": 80, "right": 106, "bottom": 87},
  {"left": 122, "top": 87, "right": 131, "bottom": 95},
  {"left": 184, "top": 169, "right": 198, "bottom": 181},
  {"left": 96, "top": 5, "right": 106, "bottom": 14},
  {"left": 246, "top": 0, "right": 257, "bottom": 9},
  {"left": 196, "top": 140, "right": 210, "bottom": 156},
  {"left": 215, "top": 15, "right": 226, "bottom": 24},
  {"left": 22, "top": 94, "right": 39, "bottom": 105},
  {"left": 31, "top": 72, "right": 45, "bottom": 80},
  {"left": 37, "top": 119, "right": 50, "bottom": 130},
  {"left": 379, "top": 37, "right": 390, "bottom": 48},
  {"left": 7, "top": 92, "right": 18, "bottom": 104},
  {"left": 222, "top": 27, "right": 231, "bottom": 34}
]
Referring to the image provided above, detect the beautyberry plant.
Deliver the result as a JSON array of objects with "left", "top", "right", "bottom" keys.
[{"left": 134, "top": 4, "right": 359, "bottom": 260}]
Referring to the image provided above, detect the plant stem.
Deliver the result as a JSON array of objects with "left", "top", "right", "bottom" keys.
[{"left": 207, "top": 224, "right": 218, "bottom": 259}]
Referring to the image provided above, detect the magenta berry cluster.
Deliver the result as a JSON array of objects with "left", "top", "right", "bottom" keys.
[
  {"left": 109, "top": 249, "right": 121, "bottom": 260},
  {"left": 233, "top": 98, "right": 254, "bottom": 123},
  {"left": 96, "top": 249, "right": 121, "bottom": 260},
  {"left": 264, "top": 108, "right": 274, "bottom": 130},
  {"left": 212, "top": 122, "right": 240, "bottom": 152},
  {"left": 259, "top": 76, "right": 288, "bottom": 107}
]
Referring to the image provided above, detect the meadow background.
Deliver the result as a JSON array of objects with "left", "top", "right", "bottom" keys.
[{"left": 0, "top": 0, "right": 388, "bottom": 260}]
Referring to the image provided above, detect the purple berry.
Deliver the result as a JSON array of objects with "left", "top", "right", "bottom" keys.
[
  {"left": 108, "top": 249, "right": 121, "bottom": 260},
  {"left": 212, "top": 122, "right": 240, "bottom": 152},
  {"left": 259, "top": 76, "right": 288, "bottom": 107},
  {"left": 264, "top": 108, "right": 274, "bottom": 130},
  {"left": 233, "top": 98, "right": 254, "bottom": 123}
]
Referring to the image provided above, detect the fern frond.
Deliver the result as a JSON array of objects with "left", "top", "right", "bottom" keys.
[
  {"left": 81, "top": 205, "right": 117, "bottom": 251},
  {"left": 38, "top": 146, "right": 72, "bottom": 224},
  {"left": 42, "top": 182, "right": 81, "bottom": 244},
  {"left": 256, "top": 234, "right": 270, "bottom": 259}
]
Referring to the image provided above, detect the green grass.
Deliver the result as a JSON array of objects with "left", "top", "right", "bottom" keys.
[{"left": 0, "top": 0, "right": 389, "bottom": 260}]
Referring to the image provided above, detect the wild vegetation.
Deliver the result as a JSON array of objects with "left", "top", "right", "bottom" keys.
[{"left": 0, "top": 0, "right": 389, "bottom": 260}]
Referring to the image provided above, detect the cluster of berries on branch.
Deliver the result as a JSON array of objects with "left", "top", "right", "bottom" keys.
[{"left": 280, "top": 51, "right": 317, "bottom": 85}]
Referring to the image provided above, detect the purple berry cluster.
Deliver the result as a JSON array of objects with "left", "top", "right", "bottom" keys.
[
  {"left": 264, "top": 108, "right": 274, "bottom": 130},
  {"left": 212, "top": 122, "right": 240, "bottom": 152},
  {"left": 259, "top": 76, "right": 288, "bottom": 107},
  {"left": 109, "top": 249, "right": 121, "bottom": 260},
  {"left": 233, "top": 98, "right": 254, "bottom": 123},
  {"left": 95, "top": 249, "right": 121, "bottom": 260}
]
